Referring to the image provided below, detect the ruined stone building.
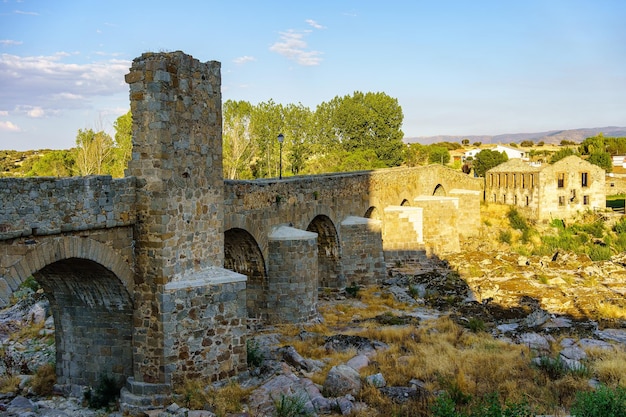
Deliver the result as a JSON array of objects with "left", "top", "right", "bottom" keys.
[{"left": 485, "top": 155, "right": 605, "bottom": 220}]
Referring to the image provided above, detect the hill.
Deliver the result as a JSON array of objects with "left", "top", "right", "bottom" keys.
[{"left": 404, "top": 126, "right": 626, "bottom": 145}]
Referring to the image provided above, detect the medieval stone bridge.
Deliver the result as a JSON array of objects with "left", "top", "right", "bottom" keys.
[{"left": 0, "top": 51, "right": 482, "bottom": 404}]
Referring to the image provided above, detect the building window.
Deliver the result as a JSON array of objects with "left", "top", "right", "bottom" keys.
[
  {"left": 583, "top": 195, "right": 589, "bottom": 205},
  {"left": 493, "top": 194, "right": 497, "bottom": 203},
  {"left": 514, "top": 195, "right": 518, "bottom": 205},
  {"left": 505, "top": 174, "right": 509, "bottom": 188},
  {"left": 557, "top": 173, "right": 565, "bottom": 188},
  {"left": 558, "top": 196, "right": 565, "bottom": 206},
  {"left": 513, "top": 173, "right": 517, "bottom": 188},
  {"left": 525, "top": 196, "right": 529, "bottom": 206},
  {"left": 581, "top": 172, "right": 588, "bottom": 187},
  {"left": 490, "top": 173, "right": 493, "bottom": 187},
  {"left": 531, "top": 174, "right": 534, "bottom": 188},
  {"left": 522, "top": 174, "right": 526, "bottom": 189}
]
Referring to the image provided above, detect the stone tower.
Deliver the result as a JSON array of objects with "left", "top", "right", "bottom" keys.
[{"left": 124, "top": 51, "right": 246, "bottom": 395}]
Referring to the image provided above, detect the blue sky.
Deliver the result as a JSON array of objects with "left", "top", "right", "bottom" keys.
[{"left": 1, "top": 0, "right": 625, "bottom": 151}]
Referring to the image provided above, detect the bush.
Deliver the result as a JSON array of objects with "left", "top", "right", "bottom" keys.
[
  {"left": 507, "top": 208, "right": 529, "bottom": 232},
  {"left": 498, "top": 230, "right": 512, "bottom": 244},
  {"left": 345, "top": 282, "right": 361, "bottom": 298},
  {"left": 30, "top": 363, "right": 56, "bottom": 396},
  {"left": 273, "top": 393, "right": 311, "bottom": 417},
  {"left": 86, "top": 374, "right": 121, "bottom": 409},
  {"left": 247, "top": 338, "right": 264, "bottom": 368},
  {"left": 570, "top": 386, "right": 626, "bottom": 417}
]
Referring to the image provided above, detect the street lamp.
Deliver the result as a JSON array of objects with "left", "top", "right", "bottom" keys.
[{"left": 277, "top": 133, "right": 284, "bottom": 179}]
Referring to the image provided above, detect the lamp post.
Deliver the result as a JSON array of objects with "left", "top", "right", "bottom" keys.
[{"left": 277, "top": 133, "right": 284, "bottom": 180}]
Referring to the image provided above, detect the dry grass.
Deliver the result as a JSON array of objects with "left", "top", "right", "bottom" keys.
[
  {"left": 594, "top": 301, "right": 626, "bottom": 320},
  {"left": 590, "top": 348, "right": 626, "bottom": 387},
  {"left": 175, "top": 379, "right": 250, "bottom": 414},
  {"left": 29, "top": 363, "right": 56, "bottom": 396},
  {"left": 0, "top": 374, "right": 20, "bottom": 394}
]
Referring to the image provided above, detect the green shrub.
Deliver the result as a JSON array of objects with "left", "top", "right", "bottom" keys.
[
  {"left": 533, "top": 356, "right": 567, "bottom": 380},
  {"left": 498, "top": 230, "right": 512, "bottom": 244},
  {"left": 247, "top": 338, "right": 264, "bottom": 368},
  {"left": 345, "top": 282, "right": 361, "bottom": 298},
  {"left": 570, "top": 386, "right": 626, "bottom": 417},
  {"left": 467, "top": 318, "right": 486, "bottom": 333},
  {"left": 613, "top": 217, "right": 626, "bottom": 234},
  {"left": 86, "top": 374, "right": 121, "bottom": 409},
  {"left": 273, "top": 393, "right": 311, "bottom": 417},
  {"left": 507, "top": 208, "right": 529, "bottom": 232},
  {"left": 587, "top": 245, "right": 612, "bottom": 261}
]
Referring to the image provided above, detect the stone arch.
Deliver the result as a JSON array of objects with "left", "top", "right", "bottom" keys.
[
  {"left": 35, "top": 259, "right": 134, "bottom": 388},
  {"left": 364, "top": 206, "right": 381, "bottom": 221},
  {"left": 6, "top": 236, "right": 134, "bottom": 300},
  {"left": 306, "top": 215, "right": 344, "bottom": 288},
  {"left": 224, "top": 228, "right": 267, "bottom": 319},
  {"left": 433, "top": 184, "right": 446, "bottom": 196},
  {"left": 2, "top": 236, "right": 135, "bottom": 388}
]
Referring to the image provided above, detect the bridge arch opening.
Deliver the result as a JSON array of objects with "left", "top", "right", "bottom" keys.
[
  {"left": 224, "top": 228, "right": 267, "bottom": 319},
  {"left": 433, "top": 184, "right": 446, "bottom": 196},
  {"left": 33, "top": 258, "right": 133, "bottom": 388},
  {"left": 364, "top": 206, "right": 381, "bottom": 221},
  {"left": 306, "top": 215, "right": 344, "bottom": 288},
  {"left": 400, "top": 199, "right": 410, "bottom": 206}
]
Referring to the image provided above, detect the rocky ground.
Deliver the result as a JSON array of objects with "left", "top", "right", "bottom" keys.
[{"left": 0, "top": 247, "right": 625, "bottom": 416}]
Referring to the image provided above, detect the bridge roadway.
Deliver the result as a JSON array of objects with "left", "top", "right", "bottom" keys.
[{"left": 0, "top": 51, "right": 483, "bottom": 405}]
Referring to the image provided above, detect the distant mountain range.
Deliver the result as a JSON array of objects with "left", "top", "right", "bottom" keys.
[{"left": 404, "top": 126, "right": 626, "bottom": 145}]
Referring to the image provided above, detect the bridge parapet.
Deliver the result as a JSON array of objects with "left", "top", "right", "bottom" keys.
[{"left": 0, "top": 175, "right": 136, "bottom": 240}]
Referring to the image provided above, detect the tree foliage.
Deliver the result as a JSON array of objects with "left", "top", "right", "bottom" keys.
[
  {"left": 222, "top": 91, "right": 405, "bottom": 178},
  {"left": 549, "top": 147, "right": 578, "bottom": 164},
  {"left": 473, "top": 149, "right": 508, "bottom": 177}
]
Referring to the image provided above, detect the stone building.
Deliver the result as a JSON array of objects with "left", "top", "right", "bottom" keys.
[{"left": 485, "top": 155, "right": 605, "bottom": 220}]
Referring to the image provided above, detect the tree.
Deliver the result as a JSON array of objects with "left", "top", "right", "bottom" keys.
[
  {"left": 74, "top": 128, "right": 114, "bottom": 175},
  {"left": 549, "top": 148, "right": 578, "bottom": 164},
  {"left": 318, "top": 91, "right": 405, "bottom": 167},
  {"left": 587, "top": 151, "right": 612, "bottom": 172},
  {"left": 223, "top": 100, "right": 256, "bottom": 179},
  {"left": 26, "top": 150, "right": 76, "bottom": 177},
  {"left": 520, "top": 140, "right": 534, "bottom": 147},
  {"left": 428, "top": 146, "right": 450, "bottom": 165},
  {"left": 110, "top": 111, "right": 132, "bottom": 177},
  {"left": 461, "top": 139, "right": 470, "bottom": 146},
  {"left": 250, "top": 100, "right": 284, "bottom": 178},
  {"left": 473, "top": 149, "right": 508, "bottom": 177}
]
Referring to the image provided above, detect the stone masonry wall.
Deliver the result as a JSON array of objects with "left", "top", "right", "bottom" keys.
[
  {"left": 125, "top": 51, "right": 245, "bottom": 388},
  {"left": 0, "top": 176, "right": 136, "bottom": 241},
  {"left": 162, "top": 273, "right": 247, "bottom": 385},
  {"left": 266, "top": 226, "right": 318, "bottom": 323},
  {"left": 340, "top": 217, "right": 385, "bottom": 285}
]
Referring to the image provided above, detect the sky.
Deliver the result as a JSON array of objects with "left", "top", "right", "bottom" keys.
[{"left": 1, "top": 0, "right": 625, "bottom": 151}]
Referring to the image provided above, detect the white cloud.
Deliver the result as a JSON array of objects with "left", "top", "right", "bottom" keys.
[
  {"left": 269, "top": 30, "right": 322, "bottom": 66},
  {"left": 233, "top": 55, "right": 255, "bottom": 65},
  {"left": 14, "top": 10, "right": 39, "bottom": 16},
  {"left": 26, "top": 106, "right": 44, "bottom": 118},
  {"left": 305, "top": 19, "right": 325, "bottom": 30},
  {"left": 0, "top": 40, "right": 23, "bottom": 46},
  {"left": 0, "top": 120, "right": 21, "bottom": 132},
  {"left": 0, "top": 111, "right": 7, "bottom": 116},
  {"left": 0, "top": 53, "right": 130, "bottom": 114}
]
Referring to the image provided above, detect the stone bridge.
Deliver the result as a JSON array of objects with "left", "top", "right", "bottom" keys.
[{"left": 0, "top": 51, "right": 482, "bottom": 403}]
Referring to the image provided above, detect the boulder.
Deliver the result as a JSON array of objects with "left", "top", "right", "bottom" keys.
[{"left": 322, "top": 365, "right": 361, "bottom": 397}]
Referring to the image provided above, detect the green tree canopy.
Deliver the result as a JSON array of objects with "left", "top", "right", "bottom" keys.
[
  {"left": 473, "top": 149, "right": 508, "bottom": 177},
  {"left": 319, "top": 91, "right": 405, "bottom": 167},
  {"left": 427, "top": 146, "right": 450, "bottom": 165},
  {"left": 587, "top": 151, "right": 612, "bottom": 172},
  {"left": 26, "top": 150, "right": 76, "bottom": 177},
  {"left": 549, "top": 147, "right": 578, "bottom": 164}
]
